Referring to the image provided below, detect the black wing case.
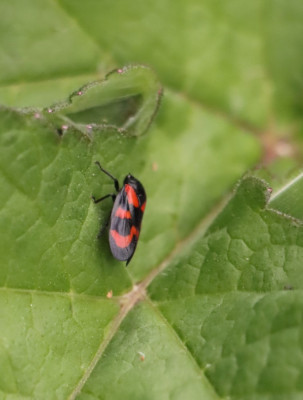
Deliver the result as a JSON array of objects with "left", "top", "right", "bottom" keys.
[{"left": 109, "top": 189, "right": 138, "bottom": 261}]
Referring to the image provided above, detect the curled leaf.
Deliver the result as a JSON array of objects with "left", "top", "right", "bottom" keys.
[{"left": 43, "top": 65, "right": 162, "bottom": 136}]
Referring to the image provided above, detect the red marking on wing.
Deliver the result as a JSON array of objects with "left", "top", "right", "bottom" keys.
[
  {"left": 125, "top": 184, "right": 139, "bottom": 207},
  {"left": 141, "top": 201, "right": 146, "bottom": 212},
  {"left": 110, "top": 226, "right": 139, "bottom": 248},
  {"left": 115, "top": 207, "right": 132, "bottom": 219}
]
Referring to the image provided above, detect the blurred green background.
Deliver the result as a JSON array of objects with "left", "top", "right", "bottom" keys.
[
  {"left": 2, "top": 0, "right": 303, "bottom": 136},
  {"left": 2, "top": 0, "right": 303, "bottom": 183}
]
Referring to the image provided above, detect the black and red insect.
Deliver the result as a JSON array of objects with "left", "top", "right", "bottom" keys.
[{"left": 92, "top": 161, "right": 146, "bottom": 265}]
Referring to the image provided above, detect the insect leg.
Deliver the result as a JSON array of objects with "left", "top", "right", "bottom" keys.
[
  {"left": 91, "top": 193, "right": 116, "bottom": 204},
  {"left": 92, "top": 194, "right": 116, "bottom": 238},
  {"left": 95, "top": 161, "right": 120, "bottom": 192}
]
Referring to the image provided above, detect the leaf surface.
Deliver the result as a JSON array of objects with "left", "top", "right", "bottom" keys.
[{"left": 0, "top": 1, "right": 303, "bottom": 399}]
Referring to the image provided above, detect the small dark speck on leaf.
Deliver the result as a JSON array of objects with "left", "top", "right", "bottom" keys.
[{"left": 56, "top": 125, "right": 68, "bottom": 136}]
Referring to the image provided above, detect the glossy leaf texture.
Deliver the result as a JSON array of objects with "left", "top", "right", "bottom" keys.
[{"left": 0, "top": 1, "right": 303, "bottom": 400}]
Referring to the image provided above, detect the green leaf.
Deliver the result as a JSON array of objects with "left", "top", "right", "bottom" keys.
[
  {"left": 43, "top": 66, "right": 162, "bottom": 137},
  {"left": 148, "top": 176, "right": 303, "bottom": 399},
  {"left": 0, "top": 93, "right": 259, "bottom": 398},
  {"left": 1, "top": 1, "right": 303, "bottom": 399},
  {"left": 55, "top": 0, "right": 303, "bottom": 127},
  {"left": 269, "top": 173, "right": 303, "bottom": 220},
  {"left": 77, "top": 302, "right": 219, "bottom": 400},
  {"left": 0, "top": 291, "right": 119, "bottom": 399}
]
